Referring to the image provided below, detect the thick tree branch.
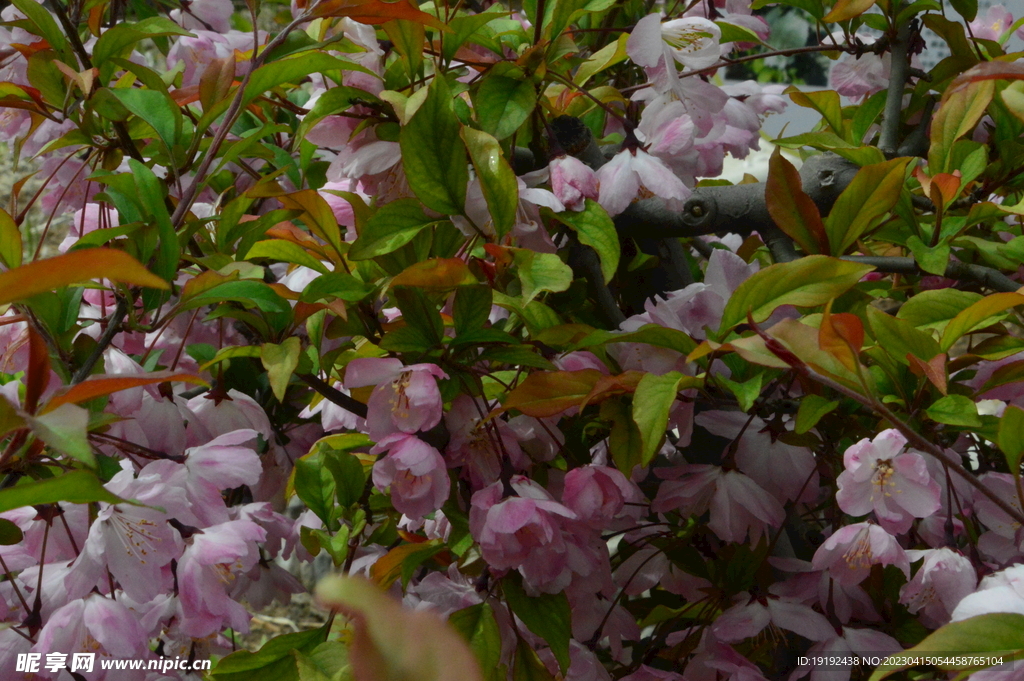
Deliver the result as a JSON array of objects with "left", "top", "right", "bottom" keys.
[
  {"left": 298, "top": 373, "right": 368, "bottom": 419},
  {"left": 842, "top": 256, "right": 1021, "bottom": 292},
  {"left": 879, "top": 21, "right": 913, "bottom": 158}
]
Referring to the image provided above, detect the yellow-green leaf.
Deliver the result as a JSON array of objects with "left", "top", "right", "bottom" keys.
[
  {"left": 261, "top": 337, "right": 302, "bottom": 402},
  {"left": 824, "top": 157, "right": 910, "bottom": 255},
  {"left": 940, "top": 292, "right": 1024, "bottom": 352}
]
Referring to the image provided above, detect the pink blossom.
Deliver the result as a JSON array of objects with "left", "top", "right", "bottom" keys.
[
  {"left": 562, "top": 465, "right": 641, "bottom": 529},
  {"left": 470, "top": 477, "right": 577, "bottom": 591},
  {"left": 596, "top": 147, "right": 691, "bottom": 217},
  {"left": 973, "top": 472, "right": 1024, "bottom": 564},
  {"left": 187, "top": 388, "right": 273, "bottom": 441},
  {"left": 712, "top": 593, "right": 832, "bottom": 643},
  {"left": 446, "top": 395, "right": 524, "bottom": 488},
  {"left": 33, "top": 594, "right": 149, "bottom": 677},
  {"left": 177, "top": 519, "right": 267, "bottom": 638},
  {"left": 899, "top": 548, "right": 976, "bottom": 628},
  {"left": 951, "top": 564, "right": 1024, "bottom": 622},
  {"left": 811, "top": 523, "right": 909, "bottom": 585},
  {"left": 628, "top": 15, "right": 722, "bottom": 73},
  {"left": 170, "top": 0, "right": 233, "bottom": 32},
  {"left": 835, "top": 429, "right": 941, "bottom": 534},
  {"left": 830, "top": 48, "right": 890, "bottom": 102},
  {"left": 620, "top": 666, "right": 686, "bottom": 681},
  {"left": 66, "top": 463, "right": 185, "bottom": 603},
  {"left": 653, "top": 465, "right": 785, "bottom": 544},
  {"left": 372, "top": 433, "right": 451, "bottom": 518},
  {"left": 550, "top": 155, "right": 599, "bottom": 211},
  {"left": 970, "top": 5, "right": 1013, "bottom": 41},
  {"left": 345, "top": 357, "right": 447, "bottom": 441}
]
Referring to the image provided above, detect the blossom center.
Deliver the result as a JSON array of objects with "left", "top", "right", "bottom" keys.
[{"left": 871, "top": 459, "right": 898, "bottom": 499}]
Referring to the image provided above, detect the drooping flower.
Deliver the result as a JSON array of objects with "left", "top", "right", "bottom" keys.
[
  {"left": 549, "top": 154, "right": 599, "bottom": 211},
  {"left": 372, "top": 433, "right": 451, "bottom": 518},
  {"left": 899, "top": 548, "right": 977, "bottom": 628},
  {"left": 345, "top": 358, "right": 448, "bottom": 441},
  {"left": 811, "top": 522, "right": 909, "bottom": 585},
  {"left": 711, "top": 593, "right": 833, "bottom": 643},
  {"left": 469, "top": 477, "right": 577, "bottom": 592},
  {"left": 835, "top": 429, "right": 941, "bottom": 535},
  {"left": 951, "top": 563, "right": 1024, "bottom": 622},
  {"left": 562, "top": 465, "right": 641, "bottom": 530},
  {"left": 33, "top": 594, "right": 150, "bottom": 675}
]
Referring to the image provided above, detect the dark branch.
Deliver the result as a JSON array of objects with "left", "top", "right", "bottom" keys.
[
  {"left": 880, "top": 20, "right": 913, "bottom": 158},
  {"left": 841, "top": 256, "right": 1021, "bottom": 292},
  {"left": 298, "top": 373, "right": 368, "bottom": 419}
]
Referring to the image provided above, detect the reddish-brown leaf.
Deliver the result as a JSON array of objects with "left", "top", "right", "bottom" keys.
[
  {"left": 945, "top": 61, "right": 1024, "bottom": 101},
  {"left": 0, "top": 248, "right": 168, "bottom": 307},
  {"left": 501, "top": 370, "right": 604, "bottom": 417},
  {"left": 41, "top": 372, "right": 208, "bottom": 414},
  {"left": 199, "top": 56, "right": 236, "bottom": 113},
  {"left": 312, "top": 0, "right": 447, "bottom": 30},
  {"left": 390, "top": 258, "right": 476, "bottom": 290},
  {"left": 765, "top": 147, "right": 829, "bottom": 254},
  {"left": 580, "top": 371, "right": 645, "bottom": 408},
  {"left": 908, "top": 353, "right": 948, "bottom": 395},
  {"left": 818, "top": 304, "right": 864, "bottom": 373},
  {"left": 23, "top": 325, "right": 50, "bottom": 415}
]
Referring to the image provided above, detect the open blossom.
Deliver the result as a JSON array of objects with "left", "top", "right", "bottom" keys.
[
  {"left": 470, "top": 477, "right": 577, "bottom": 591},
  {"left": 811, "top": 523, "right": 909, "bottom": 585},
  {"left": 596, "top": 146, "right": 691, "bottom": 217},
  {"left": 969, "top": 4, "right": 1013, "bottom": 41},
  {"left": 345, "top": 357, "right": 448, "bottom": 441},
  {"left": 835, "top": 429, "right": 941, "bottom": 535},
  {"left": 899, "top": 548, "right": 976, "bottom": 627},
  {"left": 711, "top": 593, "right": 833, "bottom": 643},
  {"left": 653, "top": 465, "right": 785, "bottom": 544},
  {"left": 951, "top": 564, "right": 1024, "bottom": 622},
  {"left": 628, "top": 15, "right": 722, "bottom": 74},
  {"left": 372, "top": 433, "right": 450, "bottom": 518}
]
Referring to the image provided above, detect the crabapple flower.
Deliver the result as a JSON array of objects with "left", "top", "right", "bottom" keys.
[
  {"left": 811, "top": 522, "right": 909, "bottom": 585},
  {"left": 446, "top": 395, "right": 524, "bottom": 488},
  {"left": 951, "top": 564, "right": 1024, "bottom": 622},
  {"left": 969, "top": 4, "right": 1012, "bottom": 41},
  {"left": 835, "top": 429, "right": 941, "bottom": 535},
  {"left": 829, "top": 37, "right": 890, "bottom": 102},
  {"left": 177, "top": 519, "right": 267, "bottom": 638},
  {"left": 793, "top": 627, "right": 902, "bottom": 681},
  {"left": 628, "top": 15, "right": 723, "bottom": 74},
  {"left": 653, "top": 465, "right": 785, "bottom": 544},
  {"left": 899, "top": 548, "right": 977, "bottom": 627},
  {"left": 549, "top": 154, "right": 599, "bottom": 211},
  {"left": 33, "top": 594, "right": 149, "bottom": 676},
  {"left": 711, "top": 593, "right": 833, "bottom": 643},
  {"left": 562, "top": 465, "right": 641, "bottom": 530},
  {"left": 372, "top": 433, "right": 451, "bottom": 518},
  {"left": 345, "top": 357, "right": 448, "bottom": 441},
  {"left": 596, "top": 146, "right": 691, "bottom": 217},
  {"left": 469, "top": 477, "right": 577, "bottom": 591}
]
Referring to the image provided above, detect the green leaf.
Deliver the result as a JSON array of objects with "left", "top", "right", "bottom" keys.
[
  {"left": 473, "top": 73, "right": 537, "bottom": 141},
  {"left": 0, "top": 396, "right": 23, "bottom": 440},
  {"left": 212, "top": 626, "right": 330, "bottom": 681},
  {"left": 0, "top": 518, "right": 23, "bottom": 545},
  {"left": 929, "top": 80, "right": 995, "bottom": 173},
  {"left": 242, "top": 53, "right": 370, "bottom": 108},
  {"left": 718, "top": 256, "right": 874, "bottom": 333},
  {"left": 869, "top": 614, "right": 1024, "bottom": 681},
  {"left": 111, "top": 88, "right": 182, "bottom": 152},
  {"left": 454, "top": 284, "right": 493, "bottom": 337},
  {"left": 503, "top": 574, "right": 571, "bottom": 675},
  {"left": 349, "top": 199, "right": 436, "bottom": 260},
  {"left": 633, "top": 371, "right": 690, "bottom": 466},
  {"left": 301, "top": 272, "right": 375, "bottom": 303},
  {"left": 10, "top": 0, "right": 72, "bottom": 65},
  {"left": 400, "top": 77, "right": 468, "bottom": 215},
  {"left": 93, "top": 17, "right": 194, "bottom": 67},
  {"left": 898, "top": 289, "right": 982, "bottom": 332},
  {"left": 716, "top": 20, "right": 762, "bottom": 44},
  {"left": 823, "top": 0, "right": 877, "bottom": 22},
  {"left": 940, "top": 292, "right": 1024, "bottom": 352},
  {"left": 261, "top": 337, "right": 301, "bottom": 402},
  {"left": 601, "top": 398, "right": 644, "bottom": 475},
  {"left": 926, "top": 394, "right": 982, "bottom": 427},
  {"left": 823, "top": 158, "right": 910, "bottom": 255},
  {"left": 393, "top": 285, "right": 444, "bottom": 346},
  {"left": 513, "top": 638, "right": 555, "bottom": 681},
  {"left": 719, "top": 374, "right": 763, "bottom": 412},
  {"left": 794, "top": 394, "right": 839, "bottom": 434},
  {"left": 247, "top": 239, "right": 330, "bottom": 274},
  {"left": 949, "top": 0, "right": 978, "bottom": 20},
  {"left": 788, "top": 89, "right": 843, "bottom": 133},
  {"left": 180, "top": 280, "right": 291, "bottom": 314},
  {"left": 0, "top": 207, "right": 21, "bottom": 268},
  {"left": 294, "top": 450, "right": 337, "bottom": 527},
  {"left": 449, "top": 603, "right": 502, "bottom": 674},
  {"left": 462, "top": 127, "right": 519, "bottom": 239},
  {"left": 999, "top": 405, "right": 1024, "bottom": 473},
  {"left": 515, "top": 251, "right": 573, "bottom": 305},
  {"left": 0, "top": 470, "right": 124, "bottom": 514},
  {"left": 578, "top": 324, "right": 698, "bottom": 357},
  {"left": 323, "top": 448, "right": 366, "bottom": 508},
  {"left": 27, "top": 403, "right": 95, "bottom": 466},
  {"left": 906, "top": 235, "right": 951, "bottom": 276},
  {"left": 765, "top": 147, "right": 828, "bottom": 254},
  {"left": 865, "top": 306, "right": 941, "bottom": 365},
  {"left": 551, "top": 200, "right": 620, "bottom": 282},
  {"left": 128, "top": 159, "right": 178, "bottom": 282}
]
